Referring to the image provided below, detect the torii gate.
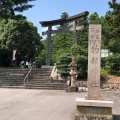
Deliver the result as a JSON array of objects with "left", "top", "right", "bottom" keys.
[{"left": 40, "top": 11, "right": 89, "bottom": 65}]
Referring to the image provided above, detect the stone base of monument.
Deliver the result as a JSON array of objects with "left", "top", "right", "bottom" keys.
[
  {"left": 75, "top": 98, "right": 114, "bottom": 120},
  {"left": 66, "top": 86, "right": 77, "bottom": 92}
]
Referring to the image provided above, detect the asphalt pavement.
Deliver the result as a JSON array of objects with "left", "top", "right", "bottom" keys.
[{"left": 0, "top": 88, "right": 119, "bottom": 120}]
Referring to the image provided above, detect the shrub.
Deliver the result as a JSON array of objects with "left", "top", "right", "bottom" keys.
[
  {"left": 101, "top": 57, "right": 106, "bottom": 68},
  {"left": 100, "top": 68, "right": 108, "bottom": 77},
  {"left": 105, "top": 54, "right": 120, "bottom": 75},
  {"left": 56, "top": 53, "right": 72, "bottom": 76}
]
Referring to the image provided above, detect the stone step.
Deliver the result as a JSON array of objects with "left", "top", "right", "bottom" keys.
[
  {"left": 32, "top": 81, "right": 50, "bottom": 83},
  {"left": 0, "top": 81, "right": 24, "bottom": 85},
  {"left": 0, "top": 73, "right": 27, "bottom": 75},
  {"left": 32, "top": 73, "right": 50, "bottom": 75},
  {"left": 31, "top": 76, "right": 49, "bottom": 80},
  {"left": 33, "top": 68, "right": 52, "bottom": 70},
  {"left": 0, "top": 79, "right": 24, "bottom": 81},
  {"left": 0, "top": 68, "right": 27, "bottom": 87},
  {"left": 31, "top": 78, "right": 49, "bottom": 80},
  {"left": 0, "top": 86, "right": 24, "bottom": 89},
  {"left": 0, "top": 69, "right": 29, "bottom": 72},
  {"left": 0, "top": 68, "right": 51, "bottom": 72},
  {"left": 32, "top": 71, "right": 51, "bottom": 73},
  {"left": 0, "top": 67, "right": 66, "bottom": 90},
  {"left": 0, "top": 80, "right": 24, "bottom": 83},
  {"left": 32, "top": 70, "right": 52, "bottom": 73},
  {"left": 0, "top": 81, "right": 23, "bottom": 83},
  {"left": 25, "top": 86, "right": 65, "bottom": 90},
  {"left": 0, "top": 80, "right": 23, "bottom": 82},
  {"left": 30, "top": 83, "right": 65, "bottom": 86},
  {"left": 0, "top": 76, "right": 25, "bottom": 79},
  {"left": 32, "top": 78, "right": 49, "bottom": 80},
  {"left": 0, "top": 77, "right": 24, "bottom": 79},
  {"left": 31, "top": 76, "right": 49, "bottom": 79},
  {"left": 26, "top": 80, "right": 65, "bottom": 86},
  {"left": 32, "top": 70, "right": 51, "bottom": 72}
]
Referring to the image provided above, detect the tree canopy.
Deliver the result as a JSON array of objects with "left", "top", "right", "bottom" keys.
[
  {"left": 0, "top": 0, "right": 35, "bottom": 18},
  {"left": 105, "top": 0, "right": 120, "bottom": 53},
  {"left": 61, "top": 12, "right": 69, "bottom": 19},
  {"left": 0, "top": 16, "right": 43, "bottom": 66}
]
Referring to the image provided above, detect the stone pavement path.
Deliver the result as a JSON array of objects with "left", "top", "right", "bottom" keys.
[
  {"left": 102, "top": 91, "right": 120, "bottom": 120},
  {"left": 0, "top": 88, "right": 119, "bottom": 120}
]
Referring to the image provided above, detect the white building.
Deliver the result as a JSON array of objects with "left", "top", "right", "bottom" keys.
[{"left": 101, "top": 49, "right": 113, "bottom": 58}]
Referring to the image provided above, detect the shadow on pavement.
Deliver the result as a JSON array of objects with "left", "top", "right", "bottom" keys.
[{"left": 113, "top": 115, "right": 120, "bottom": 120}]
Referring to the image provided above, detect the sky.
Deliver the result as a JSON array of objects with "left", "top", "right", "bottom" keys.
[{"left": 18, "top": 0, "right": 119, "bottom": 39}]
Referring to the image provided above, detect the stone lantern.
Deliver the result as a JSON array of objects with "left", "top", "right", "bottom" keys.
[{"left": 69, "top": 56, "right": 78, "bottom": 87}]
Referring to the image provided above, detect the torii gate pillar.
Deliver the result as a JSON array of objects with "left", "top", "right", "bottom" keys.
[
  {"left": 46, "top": 26, "right": 52, "bottom": 65},
  {"left": 73, "top": 21, "right": 77, "bottom": 44}
]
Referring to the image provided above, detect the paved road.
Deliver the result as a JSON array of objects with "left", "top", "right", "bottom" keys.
[{"left": 0, "top": 88, "right": 119, "bottom": 120}]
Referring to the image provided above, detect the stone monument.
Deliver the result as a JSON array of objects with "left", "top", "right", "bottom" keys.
[
  {"left": 86, "top": 24, "right": 101, "bottom": 100},
  {"left": 75, "top": 24, "right": 114, "bottom": 120}
]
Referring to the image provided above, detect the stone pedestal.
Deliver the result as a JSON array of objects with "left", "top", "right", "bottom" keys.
[
  {"left": 70, "top": 72, "right": 77, "bottom": 87},
  {"left": 66, "top": 86, "right": 76, "bottom": 92},
  {"left": 75, "top": 98, "right": 114, "bottom": 120}
]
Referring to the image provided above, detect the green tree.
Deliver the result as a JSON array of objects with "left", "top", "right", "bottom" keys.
[
  {"left": 105, "top": 0, "right": 120, "bottom": 53},
  {"left": 71, "top": 44, "right": 88, "bottom": 78},
  {"left": 36, "top": 49, "right": 46, "bottom": 67},
  {"left": 51, "top": 32, "right": 72, "bottom": 64},
  {"left": 88, "top": 12, "right": 110, "bottom": 49},
  {"left": 107, "top": 0, "right": 120, "bottom": 38},
  {"left": 51, "top": 12, "right": 72, "bottom": 64},
  {"left": 100, "top": 15, "right": 110, "bottom": 49},
  {"left": 89, "top": 12, "right": 100, "bottom": 24},
  {"left": 0, "top": 17, "right": 42, "bottom": 66},
  {"left": 77, "top": 18, "right": 89, "bottom": 48},
  {"left": 0, "top": 0, "right": 35, "bottom": 18},
  {"left": 61, "top": 12, "right": 69, "bottom": 19}
]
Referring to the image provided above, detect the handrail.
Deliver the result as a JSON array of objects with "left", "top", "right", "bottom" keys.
[{"left": 23, "top": 63, "right": 35, "bottom": 88}]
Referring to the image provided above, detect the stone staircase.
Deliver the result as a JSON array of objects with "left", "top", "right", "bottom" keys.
[
  {"left": 0, "top": 68, "right": 29, "bottom": 88},
  {"left": 25, "top": 68, "right": 66, "bottom": 90},
  {"left": 0, "top": 67, "right": 66, "bottom": 90}
]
